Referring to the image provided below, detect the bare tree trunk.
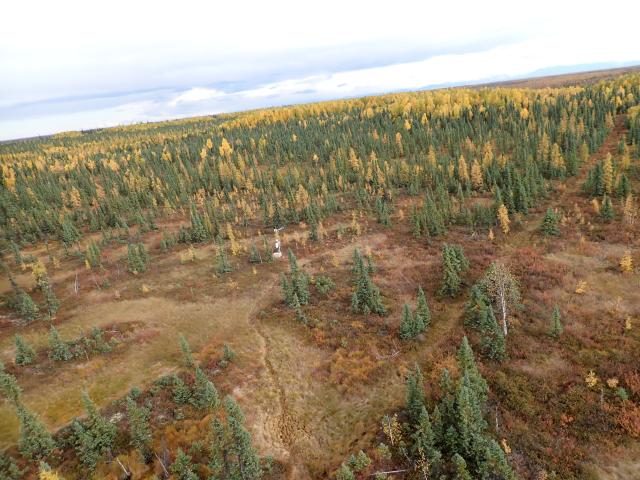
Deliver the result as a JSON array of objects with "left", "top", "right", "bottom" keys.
[
  {"left": 115, "top": 458, "right": 131, "bottom": 479},
  {"left": 369, "top": 469, "right": 409, "bottom": 477},
  {"left": 155, "top": 452, "right": 169, "bottom": 479},
  {"left": 499, "top": 287, "right": 508, "bottom": 336}
]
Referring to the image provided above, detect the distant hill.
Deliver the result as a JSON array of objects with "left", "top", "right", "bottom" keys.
[{"left": 472, "top": 64, "right": 640, "bottom": 89}]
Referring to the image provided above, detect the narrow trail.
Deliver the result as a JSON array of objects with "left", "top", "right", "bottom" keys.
[
  {"left": 247, "top": 234, "right": 393, "bottom": 479},
  {"left": 248, "top": 275, "right": 313, "bottom": 480}
]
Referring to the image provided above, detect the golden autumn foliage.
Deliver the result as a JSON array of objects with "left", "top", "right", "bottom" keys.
[
  {"left": 497, "top": 204, "right": 510, "bottom": 235},
  {"left": 603, "top": 153, "right": 614, "bottom": 195},
  {"left": 619, "top": 251, "right": 633, "bottom": 273}
]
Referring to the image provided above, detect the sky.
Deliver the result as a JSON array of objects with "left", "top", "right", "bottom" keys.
[{"left": 1, "top": 0, "right": 639, "bottom": 141}]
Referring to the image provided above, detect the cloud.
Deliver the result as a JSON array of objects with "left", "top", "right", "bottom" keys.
[
  {"left": 1, "top": 0, "right": 639, "bottom": 139},
  {"left": 169, "top": 88, "right": 225, "bottom": 107}
]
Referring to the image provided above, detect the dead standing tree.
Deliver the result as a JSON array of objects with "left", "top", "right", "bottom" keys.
[{"left": 480, "top": 261, "right": 521, "bottom": 336}]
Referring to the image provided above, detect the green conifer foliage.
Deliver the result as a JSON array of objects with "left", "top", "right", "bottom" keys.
[
  {"left": 399, "top": 303, "right": 416, "bottom": 340},
  {"left": 48, "top": 326, "right": 72, "bottom": 362},
  {"left": 15, "top": 335, "right": 36, "bottom": 366},
  {"left": 601, "top": 194, "right": 614, "bottom": 221},
  {"left": 540, "top": 208, "right": 560, "bottom": 236},
  {"left": 439, "top": 244, "right": 469, "bottom": 297},
  {"left": 61, "top": 219, "right": 80, "bottom": 251},
  {"left": 456, "top": 337, "right": 488, "bottom": 403},
  {"left": 192, "top": 366, "right": 220, "bottom": 410},
  {"left": 16, "top": 291, "right": 39, "bottom": 323},
  {"left": 479, "top": 307, "right": 506, "bottom": 361},
  {"left": 72, "top": 392, "right": 116, "bottom": 472},
  {"left": 249, "top": 243, "right": 263, "bottom": 263},
  {"left": 0, "top": 364, "right": 22, "bottom": 405},
  {"left": 548, "top": 305, "right": 563, "bottom": 338},
  {"left": 179, "top": 334, "right": 195, "bottom": 368},
  {"left": 351, "top": 249, "right": 386, "bottom": 315},
  {"left": 215, "top": 239, "right": 233, "bottom": 274},
  {"left": 399, "top": 338, "right": 515, "bottom": 479},
  {"left": 224, "top": 396, "right": 262, "bottom": 479},
  {"left": 17, "top": 405, "right": 55, "bottom": 461},
  {"left": 411, "top": 406, "right": 442, "bottom": 471},
  {"left": 172, "top": 375, "right": 192, "bottom": 404},
  {"left": 85, "top": 240, "right": 102, "bottom": 268},
  {"left": 415, "top": 286, "right": 431, "bottom": 330},
  {"left": 127, "top": 243, "right": 149, "bottom": 274},
  {"left": 189, "top": 204, "right": 210, "bottom": 243},
  {"left": 0, "top": 451, "right": 23, "bottom": 480},
  {"left": 405, "top": 364, "right": 425, "bottom": 425},
  {"left": 126, "top": 396, "right": 152, "bottom": 462},
  {"left": 170, "top": 448, "right": 198, "bottom": 480},
  {"left": 336, "top": 463, "right": 355, "bottom": 480}
]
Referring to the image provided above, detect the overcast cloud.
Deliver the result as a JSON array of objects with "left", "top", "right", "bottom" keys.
[{"left": 1, "top": 0, "right": 639, "bottom": 140}]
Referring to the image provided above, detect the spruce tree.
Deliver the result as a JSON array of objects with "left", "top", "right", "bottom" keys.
[
  {"left": 548, "top": 305, "right": 563, "bottom": 338},
  {"left": 0, "top": 364, "right": 22, "bottom": 405},
  {"left": 412, "top": 337, "right": 517, "bottom": 479},
  {"left": 405, "top": 364, "right": 425, "bottom": 425},
  {"left": 73, "top": 391, "right": 117, "bottom": 472},
  {"left": 179, "top": 334, "right": 195, "bottom": 368},
  {"left": 15, "top": 335, "right": 36, "bottom": 366},
  {"left": 32, "top": 264, "right": 59, "bottom": 318},
  {"left": 170, "top": 448, "right": 198, "bottom": 480},
  {"left": 540, "top": 208, "right": 560, "bottom": 236},
  {"left": 61, "top": 219, "right": 80, "bottom": 251},
  {"left": 291, "top": 292, "right": 307, "bottom": 324},
  {"left": 415, "top": 286, "right": 431, "bottom": 330},
  {"left": 616, "top": 173, "right": 631, "bottom": 198},
  {"left": 0, "top": 451, "right": 23, "bottom": 480},
  {"left": 479, "top": 307, "right": 506, "bottom": 361},
  {"left": 476, "top": 439, "right": 515, "bottom": 480},
  {"left": 127, "top": 243, "right": 148, "bottom": 274},
  {"left": 17, "top": 405, "right": 55, "bottom": 461},
  {"left": 48, "top": 327, "right": 72, "bottom": 362},
  {"left": 452, "top": 453, "right": 472, "bottom": 480},
  {"left": 439, "top": 244, "right": 469, "bottom": 297},
  {"left": 280, "top": 273, "right": 294, "bottom": 305},
  {"left": 172, "top": 375, "right": 192, "bottom": 404},
  {"left": 221, "top": 343, "right": 236, "bottom": 367},
  {"left": 411, "top": 406, "right": 442, "bottom": 471},
  {"left": 192, "top": 366, "right": 220, "bottom": 410},
  {"left": 351, "top": 249, "right": 386, "bottom": 315},
  {"left": 16, "top": 291, "right": 39, "bottom": 323},
  {"left": 601, "top": 194, "right": 614, "bottom": 221},
  {"left": 249, "top": 243, "right": 262, "bottom": 263},
  {"left": 336, "top": 463, "right": 355, "bottom": 480},
  {"left": 224, "top": 396, "right": 262, "bottom": 480},
  {"left": 208, "top": 417, "right": 228, "bottom": 478},
  {"left": 350, "top": 450, "right": 371, "bottom": 472},
  {"left": 215, "top": 240, "right": 233, "bottom": 274},
  {"left": 464, "top": 284, "right": 490, "bottom": 329},
  {"left": 399, "top": 303, "right": 416, "bottom": 340},
  {"left": 126, "top": 396, "right": 152, "bottom": 462},
  {"left": 282, "top": 250, "right": 310, "bottom": 306},
  {"left": 189, "top": 204, "right": 209, "bottom": 243},
  {"left": 456, "top": 337, "right": 488, "bottom": 403},
  {"left": 454, "top": 373, "right": 487, "bottom": 458},
  {"left": 85, "top": 240, "right": 101, "bottom": 268}
]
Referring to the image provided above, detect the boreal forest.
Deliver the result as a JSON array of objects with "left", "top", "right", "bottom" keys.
[{"left": 1, "top": 70, "right": 640, "bottom": 479}]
